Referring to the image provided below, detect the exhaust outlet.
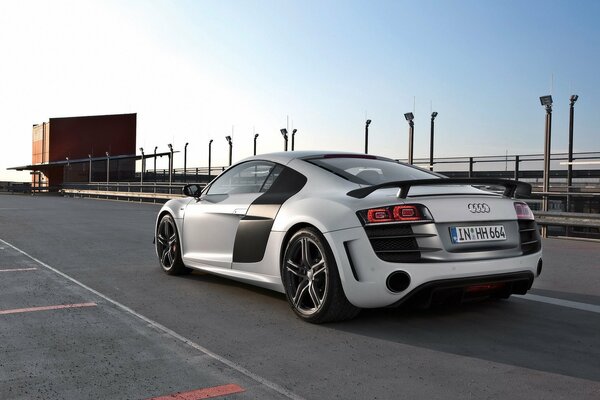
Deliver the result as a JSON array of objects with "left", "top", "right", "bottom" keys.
[
  {"left": 537, "top": 259, "right": 543, "bottom": 277},
  {"left": 386, "top": 271, "right": 411, "bottom": 293}
]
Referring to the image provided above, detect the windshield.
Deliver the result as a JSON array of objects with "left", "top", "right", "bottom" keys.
[{"left": 305, "top": 156, "right": 440, "bottom": 185}]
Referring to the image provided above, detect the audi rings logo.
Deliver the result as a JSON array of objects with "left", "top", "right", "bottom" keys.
[{"left": 467, "top": 203, "right": 491, "bottom": 213}]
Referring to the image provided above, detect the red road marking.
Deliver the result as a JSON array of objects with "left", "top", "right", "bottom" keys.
[
  {"left": 147, "top": 384, "right": 245, "bottom": 400},
  {"left": 0, "top": 302, "right": 97, "bottom": 315},
  {"left": 0, "top": 268, "right": 37, "bottom": 272}
]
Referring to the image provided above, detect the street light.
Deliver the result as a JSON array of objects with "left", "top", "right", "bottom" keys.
[
  {"left": 225, "top": 136, "right": 233, "bottom": 166},
  {"left": 139, "top": 147, "right": 144, "bottom": 186},
  {"left": 567, "top": 95, "right": 579, "bottom": 217},
  {"left": 184, "top": 142, "right": 189, "bottom": 183},
  {"left": 404, "top": 112, "right": 415, "bottom": 164},
  {"left": 292, "top": 129, "right": 298, "bottom": 151},
  {"left": 364, "top": 119, "right": 372, "bottom": 154},
  {"left": 539, "top": 95, "right": 553, "bottom": 237},
  {"left": 65, "top": 157, "right": 70, "bottom": 183},
  {"left": 254, "top": 133, "right": 259, "bottom": 156},
  {"left": 430, "top": 112, "right": 438, "bottom": 171},
  {"left": 208, "top": 139, "right": 213, "bottom": 177},
  {"left": 168, "top": 143, "right": 173, "bottom": 185},
  {"left": 105, "top": 152, "right": 110, "bottom": 183},
  {"left": 280, "top": 128, "right": 288, "bottom": 151},
  {"left": 88, "top": 154, "right": 92, "bottom": 183}
]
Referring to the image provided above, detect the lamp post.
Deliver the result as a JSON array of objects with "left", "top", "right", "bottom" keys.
[
  {"left": 225, "top": 136, "right": 233, "bottom": 166},
  {"left": 404, "top": 112, "right": 415, "bottom": 164},
  {"left": 291, "top": 129, "right": 297, "bottom": 151},
  {"left": 167, "top": 143, "right": 173, "bottom": 185},
  {"left": 65, "top": 157, "right": 70, "bottom": 183},
  {"left": 139, "top": 147, "right": 144, "bottom": 186},
  {"left": 88, "top": 154, "right": 92, "bottom": 183},
  {"left": 540, "top": 95, "right": 553, "bottom": 238},
  {"left": 153, "top": 146, "right": 158, "bottom": 182},
  {"left": 280, "top": 129, "right": 288, "bottom": 151},
  {"left": 567, "top": 95, "right": 578, "bottom": 214},
  {"left": 254, "top": 133, "right": 259, "bottom": 155},
  {"left": 106, "top": 152, "right": 110, "bottom": 183},
  {"left": 364, "top": 119, "right": 372, "bottom": 154},
  {"left": 430, "top": 112, "right": 438, "bottom": 171},
  {"left": 184, "top": 142, "right": 189, "bottom": 183},
  {"left": 208, "top": 139, "right": 213, "bottom": 177}
]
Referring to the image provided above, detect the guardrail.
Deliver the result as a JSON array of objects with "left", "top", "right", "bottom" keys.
[
  {"left": 61, "top": 182, "right": 207, "bottom": 203},
  {"left": 533, "top": 211, "right": 600, "bottom": 228},
  {"left": 59, "top": 184, "right": 599, "bottom": 230}
]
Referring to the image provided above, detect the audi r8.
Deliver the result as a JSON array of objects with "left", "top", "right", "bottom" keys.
[{"left": 155, "top": 151, "right": 542, "bottom": 323}]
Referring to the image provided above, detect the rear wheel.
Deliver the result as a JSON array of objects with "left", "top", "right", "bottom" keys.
[
  {"left": 156, "top": 214, "right": 190, "bottom": 275},
  {"left": 281, "top": 228, "right": 360, "bottom": 323}
]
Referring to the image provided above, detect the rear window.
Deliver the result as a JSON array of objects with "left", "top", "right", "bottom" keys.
[{"left": 305, "top": 156, "right": 439, "bottom": 185}]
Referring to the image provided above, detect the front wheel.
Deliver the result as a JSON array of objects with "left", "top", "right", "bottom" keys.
[
  {"left": 281, "top": 228, "right": 360, "bottom": 323},
  {"left": 156, "top": 214, "right": 190, "bottom": 275}
]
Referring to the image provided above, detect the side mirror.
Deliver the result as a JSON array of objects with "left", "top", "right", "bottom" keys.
[{"left": 183, "top": 184, "right": 201, "bottom": 198}]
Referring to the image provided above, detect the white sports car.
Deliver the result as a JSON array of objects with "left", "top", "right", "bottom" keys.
[{"left": 155, "top": 151, "right": 542, "bottom": 323}]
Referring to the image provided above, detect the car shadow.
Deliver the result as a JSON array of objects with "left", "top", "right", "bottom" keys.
[
  {"left": 328, "top": 298, "right": 600, "bottom": 383},
  {"left": 173, "top": 270, "right": 600, "bottom": 383}
]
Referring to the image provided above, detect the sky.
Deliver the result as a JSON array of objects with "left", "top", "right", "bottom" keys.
[{"left": 1, "top": 0, "right": 599, "bottom": 181}]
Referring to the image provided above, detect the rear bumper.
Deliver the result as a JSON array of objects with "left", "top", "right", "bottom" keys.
[
  {"left": 388, "top": 271, "right": 534, "bottom": 308},
  {"left": 324, "top": 227, "right": 542, "bottom": 308}
]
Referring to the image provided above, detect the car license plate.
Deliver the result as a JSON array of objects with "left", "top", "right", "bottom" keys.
[{"left": 450, "top": 225, "right": 506, "bottom": 244}]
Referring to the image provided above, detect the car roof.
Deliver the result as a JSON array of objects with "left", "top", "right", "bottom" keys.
[{"left": 239, "top": 150, "right": 381, "bottom": 165}]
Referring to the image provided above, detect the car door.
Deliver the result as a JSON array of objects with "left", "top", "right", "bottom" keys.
[{"left": 182, "top": 160, "right": 276, "bottom": 269}]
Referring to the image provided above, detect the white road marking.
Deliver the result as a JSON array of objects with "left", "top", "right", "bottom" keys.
[
  {"left": 0, "top": 238, "right": 305, "bottom": 400},
  {"left": 0, "top": 267, "right": 38, "bottom": 272},
  {"left": 516, "top": 294, "right": 600, "bottom": 314}
]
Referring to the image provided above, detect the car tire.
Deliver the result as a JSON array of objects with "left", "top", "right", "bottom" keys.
[
  {"left": 281, "top": 227, "right": 360, "bottom": 323},
  {"left": 156, "top": 214, "right": 190, "bottom": 275}
]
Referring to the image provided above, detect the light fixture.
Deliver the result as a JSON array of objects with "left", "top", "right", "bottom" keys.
[
  {"left": 539, "top": 95, "right": 553, "bottom": 107},
  {"left": 404, "top": 112, "right": 414, "bottom": 121}
]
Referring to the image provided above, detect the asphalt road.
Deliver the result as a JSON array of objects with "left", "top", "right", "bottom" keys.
[{"left": 1, "top": 194, "right": 599, "bottom": 399}]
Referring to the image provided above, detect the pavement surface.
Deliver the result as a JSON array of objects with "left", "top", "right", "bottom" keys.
[{"left": 0, "top": 194, "right": 599, "bottom": 400}]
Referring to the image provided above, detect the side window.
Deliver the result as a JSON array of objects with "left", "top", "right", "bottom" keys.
[{"left": 206, "top": 161, "right": 275, "bottom": 195}]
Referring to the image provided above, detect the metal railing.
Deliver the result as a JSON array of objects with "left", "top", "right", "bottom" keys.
[{"left": 61, "top": 182, "right": 207, "bottom": 203}]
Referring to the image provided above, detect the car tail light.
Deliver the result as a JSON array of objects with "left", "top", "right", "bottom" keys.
[
  {"left": 393, "top": 205, "right": 421, "bottom": 221},
  {"left": 514, "top": 202, "right": 534, "bottom": 220},
  {"left": 367, "top": 208, "right": 394, "bottom": 223},
  {"left": 361, "top": 204, "right": 432, "bottom": 224}
]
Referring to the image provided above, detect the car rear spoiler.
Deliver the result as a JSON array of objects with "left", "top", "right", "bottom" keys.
[{"left": 346, "top": 178, "right": 532, "bottom": 199}]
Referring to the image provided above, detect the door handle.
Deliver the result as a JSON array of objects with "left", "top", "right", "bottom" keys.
[{"left": 233, "top": 208, "right": 247, "bottom": 215}]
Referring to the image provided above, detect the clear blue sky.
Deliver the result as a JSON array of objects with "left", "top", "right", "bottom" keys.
[{"left": 1, "top": 0, "right": 599, "bottom": 180}]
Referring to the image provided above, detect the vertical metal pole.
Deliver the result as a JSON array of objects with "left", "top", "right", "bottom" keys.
[
  {"left": 567, "top": 99, "right": 575, "bottom": 212},
  {"left": 208, "top": 140, "right": 213, "bottom": 177},
  {"left": 365, "top": 122, "right": 369, "bottom": 154},
  {"left": 140, "top": 153, "right": 144, "bottom": 187},
  {"left": 228, "top": 141, "right": 233, "bottom": 166},
  {"left": 514, "top": 155, "right": 520, "bottom": 181},
  {"left": 168, "top": 153, "right": 173, "bottom": 185},
  {"left": 429, "top": 117, "right": 435, "bottom": 171},
  {"left": 254, "top": 135, "right": 258, "bottom": 156},
  {"left": 408, "top": 121, "right": 414, "bottom": 164},
  {"left": 88, "top": 156, "right": 92, "bottom": 183},
  {"left": 153, "top": 147, "right": 158, "bottom": 182},
  {"left": 284, "top": 136, "right": 288, "bottom": 152},
  {"left": 184, "top": 143, "right": 188, "bottom": 183},
  {"left": 106, "top": 154, "right": 110, "bottom": 183},
  {"left": 292, "top": 129, "right": 297, "bottom": 151},
  {"left": 468, "top": 157, "right": 474, "bottom": 178},
  {"left": 542, "top": 106, "right": 552, "bottom": 238}
]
